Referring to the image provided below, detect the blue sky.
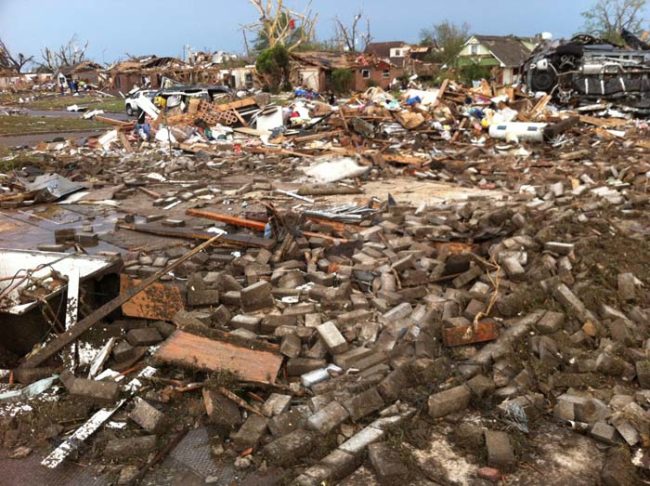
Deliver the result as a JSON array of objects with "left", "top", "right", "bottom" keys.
[{"left": 1, "top": 0, "right": 648, "bottom": 64}]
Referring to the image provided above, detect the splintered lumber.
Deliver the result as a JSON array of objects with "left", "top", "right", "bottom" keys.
[
  {"left": 186, "top": 208, "right": 348, "bottom": 243},
  {"left": 543, "top": 116, "right": 579, "bottom": 140},
  {"left": 94, "top": 116, "right": 134, "bottom": 129},
  {"left": 213, "top": 97, "right": 257, "bottom": 112},
  {"left": 245, "top": 146, "right": 315, "bottom": 158},
  {"left": 290, "top": 130, "right": 343, "bottom": 143},
  {"left": 296, "top": 184, "right": 362, "bottom": 196},
  {"left": 118, "top": 223, "right": 275, "bottom": 250},
  {"left": 186, "top": 208, "right": 266, "bottom": 231},
  {"left": 154, "top": 331, "right": 283, "bottom": 384},
  {"left": 579, "top": 115, "right": 628, "bottom": 128},
  {"left": 19, "top": 235, "right": 222, "bottom": 369}
]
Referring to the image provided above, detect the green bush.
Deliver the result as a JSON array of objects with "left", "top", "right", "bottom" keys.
[
  {"left": 459, "top": 64, "right": 492, "bottom": 84},
  {"left": 256, "top": 45, "right": 291, "bottom": 93},
  {"left": 331, "top": 68, "right": 353, "bottom": 94}
]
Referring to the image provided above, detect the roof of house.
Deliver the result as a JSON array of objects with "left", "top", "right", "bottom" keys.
[
  {"left": 58, "top": 61, "right": 104, "bottom": 76},
  {"left": 365, "top": 41, "right": 408, "bottom": 59},
  {"left": 470, "top": 35, "right": 534, "bottom": 67},
  {"left": 292, "top": 51, "right": 395, "bottom": 70},
  {"left": 109, "top": 56, "right": 187, "bottom": 72}
]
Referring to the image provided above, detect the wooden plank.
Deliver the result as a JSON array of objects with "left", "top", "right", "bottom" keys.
[
  {"left": 120, "top": 275, "right": 184, "bottom": 321},
  {"left": 118, "top": 223, "right": 276, "bottom": 250},
  {"left": 186, "top": 209, "right": 266, "bottom": 231},
  {"left": 117, "top": 131, "right": 133, "bottom": 153},
  {"left": 231, "top": 108, "right": 249, "bottom": 127},
  {"left": 94, "top": 116, "right": 133, "bottom": 128},
  {"left": 186, "top": 209, "right": 348, "bottom": 243},
  {"left": 213, "top": 97, "right": 257, "bottom": 112},
  {"left": 19, "top": 236, "right": 222, "bottom": 369},
  {"left": 154, "top": 331, "right": 283, "bottom": 384}
]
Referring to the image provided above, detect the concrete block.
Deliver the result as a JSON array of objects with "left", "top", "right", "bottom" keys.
[
  {"left": 317, "top": 321, "right": 348, "bottom": 354},
  {"left": 261, "top": 393, "right": 292, "bottom": 418},
  {"left": 60, "top": 371, "right": 120, "bottom": 403},
  {"left": 535, "top": 311, "right": 565, "bottom": 334},
  {"left": 467, "top": 374, "right": 496, "bottom": 399},
  {"left": 287, "top": 358, "right": 327, "bottom": 376},
  {"left": 636, "top": 360, "right": 650, "bottom": 388},
  {"left": 230, "top": 414, "right": 268, "bottom": 450},
  {"left": 263, "top": 428, "right": 315, "bottom": 466},
  {"left": 428, "top": 385, "right": 471, "bottom": 418},
  {"left": 240, "top": 280, "right": 274, "bottom": 312},
  {"left": 485, "top": 430, "right": 516, "bottom": 471},
  {"left": 129, "top": 397, "right": 164, "bottom": 433},
  {"left": 202, "top": 389, "right": 242, "bottom": 430},
  {"left": 280, "top": 334, "right": 302, "bottom": 358},
  {"left": 368, "top": 442, "right": 408, "bottom": 483},
  {"left": 230, "top": 314, "right": 261, "bottom": 333},
  {"left": 342, "top": 387, "right": 385, "bottom": 421},
  {"left": 590, "top": 421, "right": 620, "bottom": 445},
  {"left": 307, "top": 400, "right": 350, "bottom": 434},
  {"left": 125, "top": 327, "right": 163, "bottom": 346},
  {"left": 104, "top": 436, "right": 157, "bottom": 460},
  {"left": 339, "top": 426, "right": 385, "bottom": 455},
  {"left": 268, "top": 407, "right": 310, "bottom": 437}
]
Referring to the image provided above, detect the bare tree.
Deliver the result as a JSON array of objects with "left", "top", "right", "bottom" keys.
[
  {"left": 334, "top": 11, "right": 372, "bottom": 53},
  {"left": 582, "top": 0, "right": 647, "bottom": 42},
  {"left": 0, "top": 38, "right": 34, "bottom": 73},
  {"left": 245, "top": 0, "right": 318, "bottom": 52},
  {"left": 420, "top": 20, "right": 470, "bottom": 67},
  {"left": 40, "top": 35, "right": 89, "bottom": 72}
]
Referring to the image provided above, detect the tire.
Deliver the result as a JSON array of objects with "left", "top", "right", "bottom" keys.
[{"left": 126, "top": 105, "right": 134, "bottom": 116}]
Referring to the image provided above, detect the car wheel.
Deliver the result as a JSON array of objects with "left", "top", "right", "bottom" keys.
[{"left": 126, "top": 105, "right": 134, "bottom": 116}]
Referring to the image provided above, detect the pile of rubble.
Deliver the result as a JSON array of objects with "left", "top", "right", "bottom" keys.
[{"left": 0, "top": 79, "right": 648, "bottom": 485}]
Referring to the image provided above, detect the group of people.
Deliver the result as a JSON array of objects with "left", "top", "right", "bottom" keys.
[{"left": 56, "top": 73, "right": 90, "bottom": 95}]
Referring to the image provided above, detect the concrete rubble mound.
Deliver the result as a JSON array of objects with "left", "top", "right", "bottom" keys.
[{"left": 0, "top": 78, "right": 648, "bottom": 486}]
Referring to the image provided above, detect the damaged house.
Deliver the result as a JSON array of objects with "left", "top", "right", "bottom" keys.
[
  {"left": 458, "top": 35, "right": 538, "bottom": 85},
  {"left": 365, "top": 41, "right": 437, "bottom": 80},
  {"left": 108, "top": 56, "right": 196, "bottom": 93},
  {"left": 292, "top": 51, "right": 403, "bottom": 92},
  {"left": 57, "top": 61, "right": 107, "bottom": 88}
]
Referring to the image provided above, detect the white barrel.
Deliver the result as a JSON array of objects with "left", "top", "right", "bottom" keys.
[{"left": 489, "top": 122, "right": 547, "bottom": 142}]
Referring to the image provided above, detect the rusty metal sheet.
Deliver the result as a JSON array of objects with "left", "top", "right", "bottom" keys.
[
  {"left": 154, "top": 330, "right": 283, "bottom": 384},
  {"left": 120, "top": 274, "right": 184, "bottom": 321},
  {"left": 442, "top": 320, "right": 498, "bottom": 347}
]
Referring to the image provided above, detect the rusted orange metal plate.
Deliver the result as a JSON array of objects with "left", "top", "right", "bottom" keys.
[
  {"left": 154, "top": 330, "right": 283, "bottom": 384},
  {"left": 120, "top": 274, "right": 184, "bottom": 321},
  {"left": 442, "top": 320, "right": 498, "bottom": 347}
]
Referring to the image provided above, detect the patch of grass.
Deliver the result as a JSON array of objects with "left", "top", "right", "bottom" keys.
[
  {"left": 0, "top": 115, "right": 109, "bottom": 135},
  {"left": 1, "top": 93, "right": 125, "bottom": 113}
]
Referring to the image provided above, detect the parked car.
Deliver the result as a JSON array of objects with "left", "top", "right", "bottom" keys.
[
  {"left": 124, "top": 89, "right": 157, "bottom": 116},
  {"left": 153, "top": 84, "right": 233, "bottom": 109}
]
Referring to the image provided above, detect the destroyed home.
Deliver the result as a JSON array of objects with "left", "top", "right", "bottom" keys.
[
  {"left": 292, "top": 51, "right": 403, "bottom": 92},
  {"left": 57, "top": 61, "right": 107, "bottom": 88},
  {"left": 458, "top": 34, "right": 538, "bottom": 84},
  {"left": 0, "top": 2, "right": 650, "bottom": 486},
  {"left": 108, "top": 56, "right": 197, "bottom": 92}
]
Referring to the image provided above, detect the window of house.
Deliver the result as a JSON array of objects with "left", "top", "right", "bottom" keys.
[
  {"left": 361, "top": 69, "right": 370, "bottom": 79},
  {"left": 382, "top": 69, "right": 390, "bottom": 78},
  {"left": 470, "top": 44, "right": 479, "bottom": 56},
  {"left": 394, "top": 49, "right": 401, "bottom": 57}
]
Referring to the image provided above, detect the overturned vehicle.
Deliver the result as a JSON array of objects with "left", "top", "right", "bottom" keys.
[{"left": 523, "top": 30, "right": 650, "bottom": 113}]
